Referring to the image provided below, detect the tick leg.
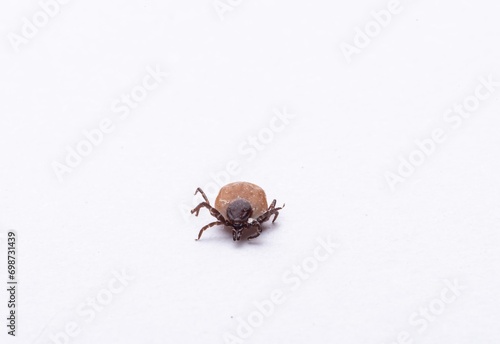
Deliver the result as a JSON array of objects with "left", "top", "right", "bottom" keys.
[
  {"left": 191, "top": 202, "right": 227, "bottom": 223},
  {"left": 256, "top": 211, "right": 271, "bottom": 223},
  {"left": 196, "top": 221, "right": 223, "bottom": 240},
  {"left": 268, "top": 199, "right": 276, "bottom": 210},
  {"left": 257, "top": 205, "right": 283, "bottom": 224},
  {"left": 272, "top": 204, "right": 285, "bottom": 223},
  {"left": 259, "top": 200, "right": 283, "bottom": 223},
  {"left": 194, "top": 187, "right": 210, "bottom": 204},
  {"left": 272, "top": 211, "right": 280, "bottom": 223},
  {"left": 247, "top": 222, "right": 262, "bottom": 240}
]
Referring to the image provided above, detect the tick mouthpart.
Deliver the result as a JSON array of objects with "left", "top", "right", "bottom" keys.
[
  {"left": 232, "top": 230, "right": 243, "bottom": 241},
  {"left": 232, "top": 223, "right": 245, "bottom": 230}
]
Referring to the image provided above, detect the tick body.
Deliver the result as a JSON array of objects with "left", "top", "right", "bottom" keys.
[{"left": 191, "top": 181, "right": 284, "bottom": 241}]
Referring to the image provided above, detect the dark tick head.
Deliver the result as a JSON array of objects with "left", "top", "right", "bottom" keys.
[
  {"left": 227, "top": 199, "right": 253, "bottom": 224},
  {"left": 227, "top": 199, "right": 253, "bottom": 241}
]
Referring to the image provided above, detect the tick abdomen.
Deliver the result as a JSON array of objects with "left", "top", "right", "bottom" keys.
[{"left": 214, "top": 182, "right": 268, "bottom": 218}]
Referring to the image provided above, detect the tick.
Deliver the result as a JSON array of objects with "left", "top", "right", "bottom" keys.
[{"left": 191, "top": 181, "right": 284, "bottom": 241}]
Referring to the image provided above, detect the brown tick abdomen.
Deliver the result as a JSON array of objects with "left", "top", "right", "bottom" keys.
[{"left": 214, "top": 182, "right": 268, "bottom": 218}]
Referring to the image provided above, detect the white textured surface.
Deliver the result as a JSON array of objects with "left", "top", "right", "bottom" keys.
[{"left": 1, "top": 0, "right": 500, "bottom": 343}]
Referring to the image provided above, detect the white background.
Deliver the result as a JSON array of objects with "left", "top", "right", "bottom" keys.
[{"left": 1, "top": 0, "right": 500, "bottom": 343}]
